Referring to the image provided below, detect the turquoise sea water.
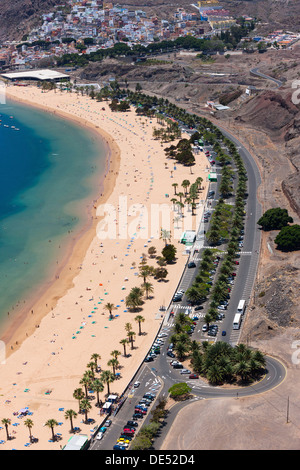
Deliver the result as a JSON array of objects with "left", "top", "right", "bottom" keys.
[{"left": 0, "top": 98, "right": 107, "bottom": 335}]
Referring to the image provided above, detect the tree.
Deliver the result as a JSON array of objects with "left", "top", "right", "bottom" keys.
[
  {"left": 126, "top": 287, "right": 144, "bottom": 311},
  {"left": 80, "top": 399, "right": 92, "bottom": 423},
  {"left": 168, "top": 383, "right": 192, "bottom": 400},
  {"left": 64, "top": 409, "right": 77, "bottom": 433},
  {"left": 1, "top": 418, "right": 11, "bottom": 441},
  {"left": 148, "top": 246, "right": 157, "bottom": 258},
  {"left": 24, "top": 418, "right": 34, "bottom": 442},
  {"left": 257, "top": 208, "right": 293, "bottom": 231},
  {"left": 73, "top": 388, "right": 85, "bottom": 412},
  {"left": 93, "top": 379, "right": 104, "bottom": 407},
  {"left": 104, "top": 302, "right": 117, "bottom": 320},
  {"left": 135, "top": 314, "right": 145, "bottom": 335},
  {"left": 100, "top": 370, "right": 115, "bottom": 395},
  {"left": 120, "top": 338, "right": 129, "bottom": 357},
  {"left": 162, "top": 244, "right": 177, "bottom": 263},
  {"left": 45, "top": 419, "right": 58, "bottom": 441},
  {"left": 160, "top": 228, "right": 171, "bottom": 245},
  {"left": 154, "top": 267, "right": 168, "bottom": 281},
  {"left": 274, "top": 224, "right": 300, "bottom": 251}
]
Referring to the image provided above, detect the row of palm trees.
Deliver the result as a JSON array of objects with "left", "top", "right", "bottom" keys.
[
  {"left": 169, "top": 311, "right": 266, "bottom": 385},
  {"left": 170, "top": 176, "right": 204, "bottom": 217}
]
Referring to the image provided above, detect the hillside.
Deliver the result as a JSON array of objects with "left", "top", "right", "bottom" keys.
[{"left": 0, "top": 0, "right": 62, "bottom": 41}]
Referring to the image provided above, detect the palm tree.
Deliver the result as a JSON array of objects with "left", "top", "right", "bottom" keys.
[
  {"left": 172, "top": 183, "right": 178, "bottom": 195},
  {"left": 120, "top": 338, "right": 129, "bottom": 357},
  {"left": 139, "top": 265, "right": 154, "bottom": 283},
  {"left": 80, "top": 398, "right": 92, "bottom": 423},
  {"left": 86, "top": 361, "right": 96, "bottom": 379},
  {"left": 107, "top": 357, "right": 119, "bottom": 375},
  {"left": 45, "top": 419, "right": 58, "bottom": 441},
  {"left": 125, "top": 287, "right": 143, "bottom": 311},
  {"left": 93, "top": 379, "right": 104, "bottom": 407},
  {"left": 91, "top": 353, "right": 101, "bottom": 371},
  {"left": 1, "top": 418, "right": 11, "bottom": 441},
  {"left": 73, "top": 388, "right": 85, "bottom": 412},
  {"left": 64, "top": 409, "right": 77, "bottom": 433},
  {"left": 181, "top": 179, "right": 190, "bottom": 195},
  {"left": 104, "top": 302, "right": 117, "bottom": 320},
  {"left": 142, "top": 281, "right": 154, "bottom": 299},
  {"left": 100, "top": 370, "right": 115, "bottom": 395},
  {"left": 160, "top": 228, "right": 171, "bottom": 246},
  {"left": 127, "top": 330, "right": 136, "bottom": 349},
  {"left": 24, "top": 418, "right": 34, "bottom": 443},
  {"left": 206, "top": 364, "right": 224, "bottom": 384},
  {"left": 80, "top": 372, "right": 93, "bottom": 398},
  {"left": 111, "top": 350, "right": 121, "bottom": 360},
  {"left": 135, "top": 314, "right": 145, "bottom": 335}
]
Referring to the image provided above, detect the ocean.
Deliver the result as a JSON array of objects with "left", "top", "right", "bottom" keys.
[{"left": 0, "top": 98, "right": 108, "bottom": 335}]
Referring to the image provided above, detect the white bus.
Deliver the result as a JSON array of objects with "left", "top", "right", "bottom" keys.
[
  {"left": 237, "top": 300, "right": 246, "bottom": 315},
  {"left": 233, "top": 313, "right": 242, "bottom": 330}
]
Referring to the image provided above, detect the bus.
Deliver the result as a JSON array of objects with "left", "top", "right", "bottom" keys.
[
  {"left": 237, "top": 300, "right": 246, "bottom": 315},
  {"left": 233, "top": 313, "right": 242, "bottom": 330}
]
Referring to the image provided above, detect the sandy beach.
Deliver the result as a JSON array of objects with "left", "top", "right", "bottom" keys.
[{"left": 0, "top": 84, "right": 209, "bottom": 450}]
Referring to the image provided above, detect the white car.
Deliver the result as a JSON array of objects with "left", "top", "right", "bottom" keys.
[
  {"left": 134, "top": 381, "right": 140, "bottom": 388},
  {"left": 180, "top": 369, "right": 191, "bottom": 374},
  {"left": 96, "top": 432, "right": 104, "bottom": 440}
]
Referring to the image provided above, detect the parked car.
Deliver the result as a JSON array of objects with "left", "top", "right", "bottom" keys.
[
  {"left": 167, "top": 351, "right": 175, "bottom": 358},
  {"left": 96, "top": 432, "right": 104, "bottom": 440},
  {"left": 189, "top": 374, "right": 199, "bottom": 379},
  {"left": 133, "top": 381, "right": 140, "bottom": 388},
  {"left": 194, "top": 305, "right": 203, "bottom": 311},
  {"left": 144, "top": 356, "right": 154, "bottom": 362},
  {"left": 132, "top": 412, "right": 143, "bottom": 419},
  {"left": 188, "top": 261, "right": 196, "bottom": 268},
  {"left": 113, "top": 444, "right": 126, "bottom": 450},
  {"left": 127, "top": 421, "right": 138, "bottom": 427},
  {"left": 180, "top": 369, "right": 191, "bottom": 374},
  {"left": 104, "top": 419, "right": 112, "bottom": 427}
]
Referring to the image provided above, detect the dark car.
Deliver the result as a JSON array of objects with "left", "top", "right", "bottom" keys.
[
  {"left": 194, "top": 305, "right": 203, "bottom": 311},
  {"left": 167, "top": 351, "right": 175, "bottom": 358},
  {"left": 188, "top": 261, "right": 196, "bottom": 268},
  {"left": 173, "top": 363, "right": 183, "bottom": 369},
  {"left": 113, "top": 445, "right": 126, "bottom": 450},
  {"left": 127, "top": 421, "right": 138, "bottom": 427},
  {"left": 222, "top": 330, "right": 226, "bottom": 336},
  {"left": 132, "top": 412, "right": 143, "bottom": 419},
  {"left": 144, "top": 356, "right": 154, "bottom": 362}
]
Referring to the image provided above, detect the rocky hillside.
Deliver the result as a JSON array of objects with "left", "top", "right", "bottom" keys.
[{"left": 0, "top": 0, "right": 61, "bottom": 41}]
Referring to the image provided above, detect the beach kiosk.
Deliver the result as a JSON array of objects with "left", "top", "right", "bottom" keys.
[
  {"left": 180, "top": 230, "right": 196, "bottom": 245},
  {"left": 102, "top": 401, "right": 112, "bottom": 414},
  {"left": 208, "top": 172, "right": 217, "bottom": 182},
  {"left": 63, "top": 434, "right": 89, "bottom": 450}
]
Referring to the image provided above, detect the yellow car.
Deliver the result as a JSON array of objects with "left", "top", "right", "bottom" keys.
[{"left": 117, "top": 438, "right": 130, "bottom": 444}]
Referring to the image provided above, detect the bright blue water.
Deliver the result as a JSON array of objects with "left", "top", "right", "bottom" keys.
[{"left": 0, "top": 98, "right": 107, "bottom": 333}]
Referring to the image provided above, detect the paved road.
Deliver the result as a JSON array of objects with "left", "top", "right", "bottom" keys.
[
  {"left": 90, "top": 118, "right": 286, "bottom": 451},
  {"left": 250, "top": 67, "right": 283, "bottom": 88}
]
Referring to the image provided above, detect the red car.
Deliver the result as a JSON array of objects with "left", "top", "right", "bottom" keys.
[{"left": 189, "top": 374, "right": 199, "bottom": 379}]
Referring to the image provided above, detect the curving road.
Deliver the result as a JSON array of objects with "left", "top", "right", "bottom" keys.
[
  {"left": 90, "top": 113, "right": 287, "bottom": 451},
  {"left": 250, "top": 67, "right": 283, "bottom": 88}
]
